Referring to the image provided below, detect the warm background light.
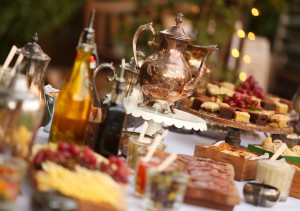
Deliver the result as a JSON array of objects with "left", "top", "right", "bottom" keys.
[
  {"left": 237, "top": 29, "right": 245, "bottom": 38},
  {"left": 251, "top": 8, "right": 260, "bottom": 16},
  {"left": 192, "top": 5, "right": 200, "bottom": 13},
  {"left": 231, "top": 49, "right": 240, "bottom": 58},
  {"left": 243, "top": 55, "right": 251, "bottom": 64},
  {"left": 239, "top": 72, "right": 247, "bottom": 81},
  {"left": 248, "top": 32, "right": 256, "bottom": 40}
]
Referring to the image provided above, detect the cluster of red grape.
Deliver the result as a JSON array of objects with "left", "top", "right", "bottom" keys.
[
  {"left": 223, "top": 92, "right": 262, "bottom": 110},
  {"left": 33, "top": 142, "right": 130, "bottom": 184},
  {"left": 99, "top": 156, "right": 130, "bottom": 184},
  {"left": 33, "top": 142, "right": 97, "bottom": 170},
  {"left": 235, "top": 75, "right": 265, "bottom": 99}
]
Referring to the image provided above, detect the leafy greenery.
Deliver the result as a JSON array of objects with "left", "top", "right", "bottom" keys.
[{"left": 0, "top": 0, "right": 84, "bottom": 62}]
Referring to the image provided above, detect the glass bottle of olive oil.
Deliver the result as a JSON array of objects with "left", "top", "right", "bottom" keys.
[{"left": 48, "top": 11, "right": 96, "bottom": 145}]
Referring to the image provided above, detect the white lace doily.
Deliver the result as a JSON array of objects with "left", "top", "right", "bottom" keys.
[{"left": 124, "top": 100, "right": 207, "bottom": 131}]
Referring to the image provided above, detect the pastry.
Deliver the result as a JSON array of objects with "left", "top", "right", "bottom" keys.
[
  {"left": 234, "top": 111, "right": 250, "bottom": 123},
  {"left": 291, "top": 145, "right": 300, "bottom": 155},
  {"left": 280, "top": 98, "right": 293, "bottom": 112},
  {"left": 269, "top": 95, "right": 281, "bottom": 103},
  {"left": 201, "top": 102, "right": 220, "bottom": 112},
  {"left": 249, "top": 111, "right": 268, "bottom": 126},
  {"left": 218, "top": 105, "right": 235, "bottom": 119},
  {"left": 219, "top": 87, "right": 235, "bottom": 97},
  {"left": 260, "top": 110, "right": 274, "bottom": 117},
  {"left": 282, "top": 148, "right": 299, "bottom": 157},
  {"left": 207, "top": 83, "right": 235, "bottom": 97},
  {"left": 268, "top": 114, "right": 289, "bottom": 128},
  {"left": 260, "top": 100, "right": 276, "bottom": 111},
  {"left": 220, "top": 82, "right": 235, "bottom": 90},
  {"left": 273, "top": 139, "right": 283, "bottom": 144},
  {"left": 188, "top": 97, "right": 195, "bottom": 108},
  {"left": 262, "top": 137, "right": 272, "bottom": 147},
  {"left": 275, "top": 101, "right": 288, "bottom": 114},
  {"left": 190, "top": 95, "right": 213, "bottom": 110}
]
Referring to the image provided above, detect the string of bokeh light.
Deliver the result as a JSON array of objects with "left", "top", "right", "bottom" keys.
[{"left": 231, "top": 5, "right": 259, "bottom": 74}]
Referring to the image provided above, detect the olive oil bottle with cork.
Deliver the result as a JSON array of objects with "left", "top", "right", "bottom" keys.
[
  {"left": 48, "top": 10, "right": 96, "bottom": 145},
  {"left": 94, "top": 59, "right": 127, "bottom": 157}
]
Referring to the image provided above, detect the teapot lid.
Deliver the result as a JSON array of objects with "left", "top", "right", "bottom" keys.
[
  {"left": 18, "top": 33, "right": 50, "bottom": 61},
  {"left": 160, "top": 13, "right": 190, "bottom": 41}
]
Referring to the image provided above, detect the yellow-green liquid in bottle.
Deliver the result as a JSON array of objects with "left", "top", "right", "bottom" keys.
[{"left": 48, "top": 49, "right": 92, "bottom": 145}]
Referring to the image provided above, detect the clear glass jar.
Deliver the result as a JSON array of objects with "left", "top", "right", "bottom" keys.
[
  {"left": 256, "top": 159, "right": 296, "bottom": 201},
  {"left": 143, "top": 168, "right": 188, "bottom": 211},
  {"left": 126, "top": 135, "right": 166, "bottom": 170}
]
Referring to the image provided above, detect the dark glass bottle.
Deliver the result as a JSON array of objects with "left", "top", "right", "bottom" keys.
[{"left": 95, "top": 59, "right": 127, "bottom": 157}]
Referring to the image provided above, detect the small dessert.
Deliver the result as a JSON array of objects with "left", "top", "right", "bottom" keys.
[
  {"left": 218, "top": 105, "right": 235, "bottom": 119},
  {"left": 269, "top": 95, "right": 280, "bottom": 103},
  {"left": 220, "top": 82, "right": 235, "bottom": 90},
  {"left": 260, "top": 110, "right": 274, "bottom": 118},
  {"left": 292, "top": 145, "right": 300, "bottom": 155},
  {"left": 234, "top": 111, "right": 250, "bottom": 123},
  {"left": 260, "top": 100, "right": 276, "bottom": 111},
  {"left": 259, "top": 137, "right": 300, "bottom": 157},
  {"left": 280, "top": 98, "right": 293, "bottom": 112},
  {"left": 275, "top": 101, "right": 288, "bottom": 114},
  {"left": 188, "top": 97, "right": 195, "bottom": 108},
  {"left": 190, "top": 96, "right": 211, "bottom": 110},
  {"left": 201, "top": 102, "right": 220, "bottom": 112},
  {"left": 249, "top": 111, "right": 268, "bottom": 126},
  {"left": 219, "top": 87, "right": 235, "bottom": 97},
  {"left": 210, "top": 142, "right": 258, "bottom": 158},
  {"left": 268, "top": 114, "right": 289, "bottom": 128},
  {"left": 207, "top": 85, "right": 220, "bottom": 96}
]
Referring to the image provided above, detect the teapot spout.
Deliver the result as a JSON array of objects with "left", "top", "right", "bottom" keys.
[{"left": 185, "top": 44, "right": 218, "bottom": 90}]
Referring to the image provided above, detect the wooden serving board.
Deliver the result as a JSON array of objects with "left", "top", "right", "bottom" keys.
[
  {"left": 194, "top": 145, "right": 258, "bottom": 181},
  {"left": 183, "top": 106, "right": 293, "bottom": 134},
  {"left": 290, "top": 166, "right": 300, "bottom": 199}
]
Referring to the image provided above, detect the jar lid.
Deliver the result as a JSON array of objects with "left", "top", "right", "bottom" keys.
[
  {"left": 18, "top": 33, "right": 50, "bottom": 61},
  {"left": 159, "top": 13, "right": 191, "bottom": 41}
]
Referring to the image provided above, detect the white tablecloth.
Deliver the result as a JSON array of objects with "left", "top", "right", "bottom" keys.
[{"left": 14, "top": 127, "right": 300, "bottom": 211}]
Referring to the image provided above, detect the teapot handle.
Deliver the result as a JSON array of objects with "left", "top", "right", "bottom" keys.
[
  {"left": 133, "top": 22, "right": 157, "bottom": 69},
  {"left": 92, "top": 63, "right": 116, "bottom": 107}
]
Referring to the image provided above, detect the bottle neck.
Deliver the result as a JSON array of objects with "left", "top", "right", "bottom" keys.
[{"left": 111, "top": 90, "right": 125, "bottom": 105}]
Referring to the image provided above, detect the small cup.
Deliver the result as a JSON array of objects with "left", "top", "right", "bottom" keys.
[
  {"left": 0, "top": 155, "right": 27, "bottom": 210},
  {"left": 134, "top": 153, "right": 167, "bottom": 197},
  {"left": 143, "top": 167, "right": 188, "bottom": 211},
  {"left": 126, "top": 135, "right": 166, "bottom": 170},
  {"left": 256, "top": 159, "right": 296, "bottom": 201},
  {"left": 243, "top": 182, "right": 280, "bottom": 207}
]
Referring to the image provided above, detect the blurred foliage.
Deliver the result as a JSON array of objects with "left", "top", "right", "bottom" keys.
[{"left": 0, "top": 0, "right": 84, "bottom": 63}]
